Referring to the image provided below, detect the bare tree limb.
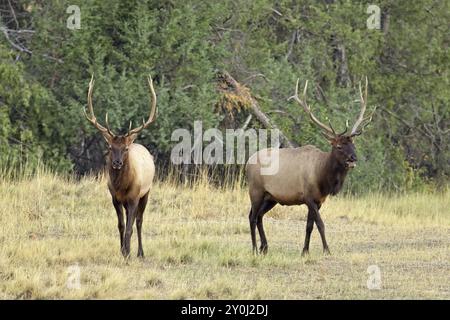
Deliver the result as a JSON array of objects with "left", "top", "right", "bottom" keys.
[
  {"left": 241, "top": 114, "right": 252, "bottom": 130},
  {"left": 0, "top": 27, "right": 64, "bottom": 63},
  {"left": 7, "top": 0, "right": 19, "bottom": 29},
  {"left": 0, "top": 26, "right": 32, "bottom": 54},
  {"left": 220, "top": 71, "right": 295, "bottom": 148},
  {"left": 2, "top": 28, "right": 35, "bottom": 34},
  {"left": 285, "top": 29, "right": 298, "bottom": 61},
  {"left": 270, "top": 8, "right": 283, "bottom": 16},
  {"left": 242, "top": 73, "right": 268, "bottom": 85}
]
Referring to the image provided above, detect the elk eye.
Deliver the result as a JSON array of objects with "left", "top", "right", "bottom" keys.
[
  {"left": 108, "top": 145, "right": 112, "bottom": 150},
  {"left": 125, "top": 147, "right": 129, "bottom": 151}
]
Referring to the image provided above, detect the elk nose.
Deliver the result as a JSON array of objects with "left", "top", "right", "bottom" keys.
[
  {"left": 349, "top": 155, "right": 357, "bottom": 162},
  {"left": 112, "top": 160, "right": 123, "bottom": 169}
]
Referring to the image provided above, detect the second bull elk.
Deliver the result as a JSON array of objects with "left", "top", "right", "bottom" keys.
[
  {"left": 246, "top": 77, "right": 374, "bottom": 256},
  {"left": 84, "top": 75, "right": 157, "bottom": 258}
]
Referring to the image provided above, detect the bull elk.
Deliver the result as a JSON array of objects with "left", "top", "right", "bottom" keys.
[
  {"left": 246, "top": 77, "right": 374, "bottom": 256},
  {"left": 84, "top": 75, "right": 157, "bottom": 258}
]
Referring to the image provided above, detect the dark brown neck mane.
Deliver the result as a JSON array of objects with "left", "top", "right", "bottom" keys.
[
  {"left": 108, "top": 159, "right": 133, "bottom": 193},
  {"left": 319, "top": 151, "right": 349, "bottom": 196}
]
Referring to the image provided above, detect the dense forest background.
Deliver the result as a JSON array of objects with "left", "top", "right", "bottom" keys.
[{"left": 0, "top": 0, "right": 448, "bottom": 193}]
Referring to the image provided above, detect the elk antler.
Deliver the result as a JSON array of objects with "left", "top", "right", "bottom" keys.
[
  {"left": 84, "top": 75, "right": 115, "bottom": 137},
  {"left": 288, "top": 79, "right": 336, "bottom": 139},
  {"left": 126, "top": 75, "right": 157, "bottom": 137},
  {"left": 350, "top": 77, "right": 376, "bottom": 136}
]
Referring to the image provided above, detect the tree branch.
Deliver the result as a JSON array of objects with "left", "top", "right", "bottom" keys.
[
  {"left": 0, "top": 27, "right": 64, "bottom": 63},
  {"left": 220, "top": 71, "right": 295, "bottom": 148},
  {"left": 7, "top": 0, "right": 19, "bottom": 29}
]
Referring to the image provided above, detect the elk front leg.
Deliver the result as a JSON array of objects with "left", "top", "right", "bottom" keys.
[
  {"left": 302, "top": 204, "right": 316, "bottom": 256},
  {"left": 122, "top": 200, "right": 138, "bottom": 258},
  {"left": 314, "top": 209, "right": 330, "bottom": 254},
  {"left": 112, "top": 197, "right": 125, "bottom": 251}
]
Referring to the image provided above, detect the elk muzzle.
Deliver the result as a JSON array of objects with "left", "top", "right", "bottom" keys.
[
  {"left": 346, "top": 155, "right": 357, "bottom": 168},
  {"left": 112, "top": 160, "right": 124, "bottom": 170}
]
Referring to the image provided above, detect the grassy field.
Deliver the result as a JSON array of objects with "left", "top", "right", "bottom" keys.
[{"left": 0, "top": 170, "right": 449, "bottom": 299}]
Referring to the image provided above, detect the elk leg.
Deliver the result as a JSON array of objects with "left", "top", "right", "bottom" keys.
[
  {"left": 122, "top": 200, "right": 138, "bottom": 258},
  {"left": 302, "top": 204, "right": 316, "bottom": 256},
  {"left": 136, "top": 192, "right": 149, "bottom": 258},
  {"left": 112, "top": 197, "right": 125, "bottom": 250},
  {"left": 249, "top": 207, "right": 258, "bottom": 254},
  {"left": 249, "top": 196, "right": 263, "bottom": 254},
  {"left": 314, "top": 210, "right": 330, "bottom": 254},
  {"left": 257, "top": 200, "right": 276, "bottom": 255}
]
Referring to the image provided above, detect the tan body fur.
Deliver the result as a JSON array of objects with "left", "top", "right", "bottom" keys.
[
  {"left": 107, "top": 143, "right": 155, "bottom": 203},
  {"left": 247, "top": 146, "right": 329, "bottom": 207}
]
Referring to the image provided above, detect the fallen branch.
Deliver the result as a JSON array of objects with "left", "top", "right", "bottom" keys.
[
  {"left": 241, "top": 114, "right": 252, "bottom": 130},
  {"left": 219, "top": 71, "right": 295, "bottom": 148}
]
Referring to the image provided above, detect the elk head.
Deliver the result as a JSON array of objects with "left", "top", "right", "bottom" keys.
[
  {"left": 289, "top": 77, "right": 375, "bottom": 169},
  {"left": 84, "top": 75, "right": 157, "bottom": 170}
]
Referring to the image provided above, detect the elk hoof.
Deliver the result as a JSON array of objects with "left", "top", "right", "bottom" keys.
[
  {"left": 323, "top": 248, "right": 331, "bottom": 255},
  {"left": 137, "top": 251, "right": 145, "bottom": 259},
  {"left": 121, "top": 247, "right": 130, "bottom": 258},
  {"left": 259, "top": 245, "right": 268, "bottom": 255},
  {"left": 301, "top": 248, "right": 309, "bottom": 257}
]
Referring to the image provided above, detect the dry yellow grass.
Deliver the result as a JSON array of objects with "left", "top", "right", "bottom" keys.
[{"left": 0, "top": 170, "right": 448, "bottom": 299}]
